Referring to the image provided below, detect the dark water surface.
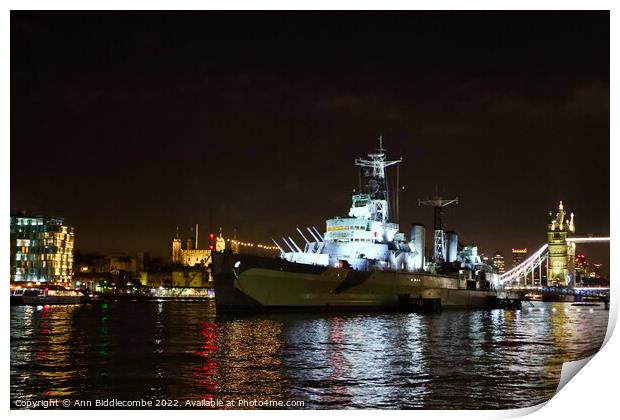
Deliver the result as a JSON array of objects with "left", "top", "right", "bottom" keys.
[{"left": 10, "top": 301, "right": 608, "bottom": 409}]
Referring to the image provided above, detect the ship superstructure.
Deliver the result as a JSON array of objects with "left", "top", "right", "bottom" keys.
[
  {"left": 274, "top": 140, "right": 489, "bottom": 277},
  {"left": 275, "top": 139, "right": 427, "bottom": 272}
]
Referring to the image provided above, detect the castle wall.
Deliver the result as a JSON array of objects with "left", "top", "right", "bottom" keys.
[{"left": 180, "top": 249, "right": 211, "bottom": 267}]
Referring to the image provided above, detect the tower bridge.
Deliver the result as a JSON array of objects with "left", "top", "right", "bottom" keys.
[{"left": 499, "top": 201, "right": 609, "bottom": 290}]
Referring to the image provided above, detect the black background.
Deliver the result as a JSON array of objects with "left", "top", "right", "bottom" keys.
[{"left": 11, "top": 11, "right": 610, "bottom": 270}]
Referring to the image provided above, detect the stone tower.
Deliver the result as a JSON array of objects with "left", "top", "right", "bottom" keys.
[
  {"left": 546, "top": 201, "right": 576, "bottom": 287},
  {"left": 172, "top": 228, "right": 182, "bottom": 263},
  {"left": 231, "top": 228, "right": 240, "bottom": 254}
]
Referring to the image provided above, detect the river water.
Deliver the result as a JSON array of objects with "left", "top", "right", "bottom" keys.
[{"left": 10, "top": 301, "right": 608, "bottom": 409}]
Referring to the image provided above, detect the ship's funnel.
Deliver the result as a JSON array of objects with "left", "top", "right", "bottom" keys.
[
  {"left": 445, "top": 231, "right": 458, "bottom": 263},
  {"left": 410, "top": 223, "right": 426, "bottom": 270}
]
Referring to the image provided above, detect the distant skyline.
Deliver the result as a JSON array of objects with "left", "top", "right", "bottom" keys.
[{"left": 11, "top": 11, "right": 610, "bottom": 271}]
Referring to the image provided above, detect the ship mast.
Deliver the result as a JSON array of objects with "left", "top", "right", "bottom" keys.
[
  {"left": 355, "top": 136, "right": 402, "bottom": 225},
  {"left": 419, "top": 186, "right": 458, "bottom": 263}
]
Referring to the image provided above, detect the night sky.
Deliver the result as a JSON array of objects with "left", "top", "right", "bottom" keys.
[{"left": 11, "top": 12, "right": 610, "bottom": 270}]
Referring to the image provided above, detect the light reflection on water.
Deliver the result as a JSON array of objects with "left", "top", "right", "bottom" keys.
[{"left": 10, "top": 301, "right": 607, "bottom": 409}]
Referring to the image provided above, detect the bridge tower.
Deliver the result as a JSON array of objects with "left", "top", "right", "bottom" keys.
[{"left": 546, "top": 201, "right": 576, "bottom": 287}]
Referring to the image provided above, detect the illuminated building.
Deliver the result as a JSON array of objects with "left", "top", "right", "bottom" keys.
[
  {"left": 171, "top": 225, "right": 212, "bottom": 267},
  {"left": 491, "top": 251, "right": 505, "bottom": 274},
  {"left": 171, "top": 226, "right": 276, "bottom": 265},
  {"left": 575, "top": 253, "right": 589, "bottom": 282},
  {"left": 10, "top": 213, "right": 75, "bottom": 283},
  {"left": 511, "top": 248, "right": 528, "bottom": 268},
  {"left": 546, "top": 201, "right": 576, "bottom": 286},
  {"left": 172, "top": 235, "right": 182, "bottom": 263},
  {"left": 230, "top": 229, "right": 240, "bottom": 254},
  {"left": 176, "top": 246, "right": 212, "bottom": 267},
  {"left": 215, "top": 231, "right": 226, "bottom": 252},
  {"left": 574, "top": 254, "right": 605, "bottom": 285}
]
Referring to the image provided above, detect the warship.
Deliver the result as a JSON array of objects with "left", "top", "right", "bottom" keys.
[{"left": 213, "top": 140, "right": 501, "bottom": 313}]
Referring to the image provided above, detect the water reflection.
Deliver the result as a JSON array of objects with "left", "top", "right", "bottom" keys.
[
  {"left": 212, "top": 318, "right": 285, "bottom": 404},
  {"left": 11, "top": 301, "right": 608, "bottom": 409},
  {"left": 193, "top": 321, "right": 218, "bottom": 403},
  {"left": 10, "top": 304, "right": 81, "bottom": 400}
]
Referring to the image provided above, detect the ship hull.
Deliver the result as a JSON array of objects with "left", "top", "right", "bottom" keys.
[{"left": 213, "top": 252, "right": 497, "bottom": 313}]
